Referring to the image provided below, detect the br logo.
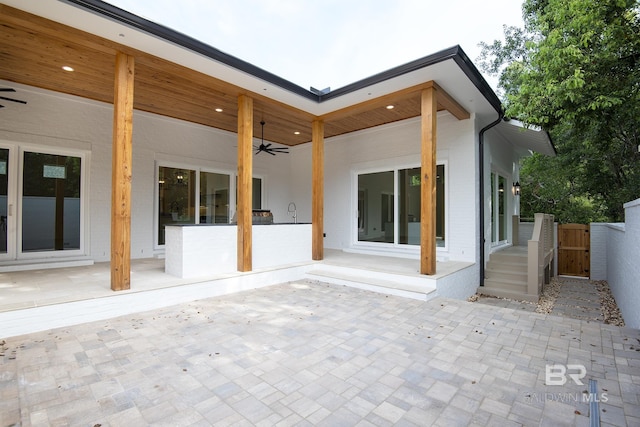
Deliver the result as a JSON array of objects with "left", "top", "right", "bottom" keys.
[{"left": 545, "top": 364, "right": 587, "bottom": 385}]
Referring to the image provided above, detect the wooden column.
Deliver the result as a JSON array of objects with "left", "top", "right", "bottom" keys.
[
  {"left": 420, "top": 86, "right": 437, "bottom": 275},
  {"left": 312, "top": 119, "right": 324, "bottom": 260},
  {"left": 237, "top": 94, "right": 253, "bottom": 272},
  {"left": 111, "top": 52, "right": 135, "bottom": 291}
]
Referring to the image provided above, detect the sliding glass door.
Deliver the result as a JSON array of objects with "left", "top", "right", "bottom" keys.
[
  {"left": 357, "top": 164, "right": 445, "bottom": 247},
  {"left": 0, "top": 148, "right": 9, "bottom": 256},
  {"left": 156, "top": 164, "right": 262, "bottom": 246},
  {"left": 0, "top": 144, "right": 86, "bottom": 260},
  {"left": 490, "top": 172, "right": 508, "bottom": 245},
  {"left": 22, "top": 151, "right": 82, "bottom": 252}
]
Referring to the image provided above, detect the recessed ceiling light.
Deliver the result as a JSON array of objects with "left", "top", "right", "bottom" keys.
[
  {"left": 294, "top": 131, "right": 300, "bottom": 135},
  {"left": 386, "top": 105, "right": 394, "bottom": 110},
  {"left": 215, "top": 108, "right": 223, "bottom": 112},
  {"left": 62, "top": 66, "right": 74, "bottom": 72}
]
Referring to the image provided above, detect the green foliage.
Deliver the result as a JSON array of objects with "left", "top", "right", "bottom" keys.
[{"left": 480, "top": 0, "right": 640, "bottom": 222}]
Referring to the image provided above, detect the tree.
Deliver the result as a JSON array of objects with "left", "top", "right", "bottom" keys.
[{"left": 479, "top": 0, "right": 640, "bottom": 222}]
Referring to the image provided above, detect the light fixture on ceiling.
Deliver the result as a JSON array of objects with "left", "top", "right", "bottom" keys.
[
  {"left": 62, "top": 65, "right": 74, "bottom": 72},
  {"left": 386, "top": 105, "right": 394, "bottom": 110},
  {"left": 215, "top": 108, "right": 223, "bottom": 113}
]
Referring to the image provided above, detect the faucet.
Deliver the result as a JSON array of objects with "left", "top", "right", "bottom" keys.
[{"left": 287, "top": 202, "right": 297, "bottom": 223}]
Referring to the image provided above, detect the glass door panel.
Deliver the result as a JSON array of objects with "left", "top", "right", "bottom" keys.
[
  {"left": 158, "top": 167, "right": 196, "bottom": 245},
  {"left": 357, "top": 171, "right": 394, "bottom": 243},
  {"left": 200, "top": 171, "right": 230, "bottom": 224},
  {"left": 22, "top": 152, "right": 81, "bottom": 252},
  {"left": 399, "top": 167, "right": 421, "bottom": 245},
  {"left": 491, "top": 172, "right": 508, "bottom": 245},
  {"left": 0, "top": 148, "right": 8, "bottom": 254},
  {"left": 491, "top": 172, "right": 497, "bottom": 243},
  {"left": 357, "top": 165, "right": 445, "bottom": 247},
  {"left": 498, "top": 175, "right": 507, "bottom": 241}
]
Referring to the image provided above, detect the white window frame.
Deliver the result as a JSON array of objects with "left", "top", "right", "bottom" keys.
[
  {"left": 154, "top": 160, "right": 264, "bottom": 250},
  {"left": 16, "top": 144, "right": 89, "bottom": 260},
  {"left": 352, "top": 160, "right": 448, "bottom": 254},
  {"left": 490, "top": 168, "right": 511, "bottom": 248}
]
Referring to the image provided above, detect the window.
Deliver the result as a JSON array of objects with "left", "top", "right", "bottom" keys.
[
  {"left": 0, "top": 144, "right": 87, "bottom": 259},
  {"left": 200, "top": 171, "right": 230, "bottom": 224},
  {"left": 357, "top": 164, "right": 445, "bottom": 247},
  {"left": 22, "top": 152, "right": 82, "bottom": 252},
  {"left": 490, "top": 172, "right": 508, "bottom": 245},
  {"left": 158, "top": 166, "right": 196, "bottom": 245},
  {"left": 157, "top": 164, "right": 263, "bottom": 246}
]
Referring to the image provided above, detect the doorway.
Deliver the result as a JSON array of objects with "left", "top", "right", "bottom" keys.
[
  {"left": 558, "top": 223, "right": 590, "bottom": 277},
  {"left": 0, "top": 144, "right": 85, "bottom": 260}
]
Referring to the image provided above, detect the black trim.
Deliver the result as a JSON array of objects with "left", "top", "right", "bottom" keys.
[
  {"left": 60, "top": 0, "right": 503, "bottom": 113},
  {"left": 478, "top": 109, "right": 505, "bottom": 287},
  {"left": 451, "top": 47, "right": 502, "bottom": 114},
  {"left": 321, "top": 46, "right": 461, "bottom": 101}
]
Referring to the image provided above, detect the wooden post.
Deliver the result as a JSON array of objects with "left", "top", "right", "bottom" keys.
[
  {"left": 312, "top": 119, "right": 324, "bottom": 260},
  {"left": 111, "top": 52, "right": 135, "bottom": 291},
  {"left": 237, "top": 94, "right": 253, "bottom": 272},
  {"left": 420, "top": 86, "right": 437, "bottom": 275}
]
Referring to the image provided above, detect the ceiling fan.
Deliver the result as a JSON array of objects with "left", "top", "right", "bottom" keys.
[
  {"left": 255, "top": 120, "right": 289, "bottom": 155},
  {"left": 0, "top": 88, "right": 27, "bottom": 108}
]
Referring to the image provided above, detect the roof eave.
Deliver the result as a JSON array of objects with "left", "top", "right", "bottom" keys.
[{"left": 61, "top": 0, "right": 502, "bottom": 115}]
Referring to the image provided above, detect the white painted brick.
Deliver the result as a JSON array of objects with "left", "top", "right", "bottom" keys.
[{"left": 591, "top": 198, "right": 640, "bottom": 329}]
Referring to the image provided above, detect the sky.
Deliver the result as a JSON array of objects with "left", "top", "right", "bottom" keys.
[{"left": 105, "top": 0, "right": 524, "bottom": 92}]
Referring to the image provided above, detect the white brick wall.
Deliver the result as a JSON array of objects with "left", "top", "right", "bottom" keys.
[
  {"left": 589, "top": 223, "right": 608, "bottom": 280},
  {"left": 0, "top": 82, "right": 293, "bottom": 263},
  {"left": 590, "top": 198, "right": 640, "bottom": 329},
  {"left": 293, "top": 113, "right": 479, "bottom": 263},
  {"left": 165, "top": 224, "right": 311, "bottom": 277}
]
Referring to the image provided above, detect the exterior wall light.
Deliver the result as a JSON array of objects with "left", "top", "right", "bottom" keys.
[{"left": 513, "top": 181, "right": 521, "bottom": 196}]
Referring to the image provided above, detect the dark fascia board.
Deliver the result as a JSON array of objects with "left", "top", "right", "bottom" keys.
[
  {"left": 62, "top": 0, "right": 502, "bottom": 113},
  {"left": 321, "top": 45, "right": 503, "bottom": 114}
]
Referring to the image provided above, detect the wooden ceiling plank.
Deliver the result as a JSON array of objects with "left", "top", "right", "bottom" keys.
[{"left": 1, "top": 5, "right": 119, "bottom": 56}]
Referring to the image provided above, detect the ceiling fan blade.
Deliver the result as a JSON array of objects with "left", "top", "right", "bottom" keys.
[
  {"left": 266, "top": 150, "right": 276, "bottom": 156},
  {"left": 0, "top": 88, "right": 16, "bottom": 92},
  {"left": 0, "top": 96, "right": 26, "bottom": 104},
  {"left": 0, "top": 105, "right": 4, "bottom": 108}
]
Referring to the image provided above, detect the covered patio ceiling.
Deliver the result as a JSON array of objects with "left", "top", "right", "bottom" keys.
[{"left": 0, "top": 2, "right": 481, "bottom": 147}]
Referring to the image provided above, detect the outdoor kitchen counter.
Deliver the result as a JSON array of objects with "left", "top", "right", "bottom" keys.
[{"left": 164, "top": 223, "right": 312, "bottom": 278}]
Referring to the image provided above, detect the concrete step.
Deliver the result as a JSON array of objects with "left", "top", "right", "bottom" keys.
[
  {"left": 486, "top": 260, "right": 527, "bottom": 274},
  {"left": 478, "top": 284, "right": 539, "bottom": 303},
  {"left": 482, "top": 278, "right": 527, "bottom": 294},
  {"left": 488, "top": 251, "right": 527, "bottom": 265},
  {"left": 306, "top": 266, "right": 437, "bottom": 301},
  {"left": 485, "top": 267, "right": 527, "bottom": 284}
]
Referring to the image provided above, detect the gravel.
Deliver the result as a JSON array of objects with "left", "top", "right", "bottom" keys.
[{"left": 470, "top": 277, "right": 625, "bottom": 327}]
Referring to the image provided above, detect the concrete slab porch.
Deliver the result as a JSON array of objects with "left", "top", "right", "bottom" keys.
[{"left": 0, "top": 250, "right": 473, "bottom": 338}]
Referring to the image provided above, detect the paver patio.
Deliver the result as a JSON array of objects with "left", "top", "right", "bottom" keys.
[{"left": 2, "top": 280, "right": 639, "bottom": 426}]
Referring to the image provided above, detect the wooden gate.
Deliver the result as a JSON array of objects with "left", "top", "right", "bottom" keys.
[{"left": 558, "top": 223, "right": 590, "bottom": 277}]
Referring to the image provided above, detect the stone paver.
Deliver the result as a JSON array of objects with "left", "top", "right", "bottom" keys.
[
  {"left": 551, "top": 278, "right": 604, "bottom": 321},
  {"left": 1, "top": 281, "right": 639, "bottom": 426}
]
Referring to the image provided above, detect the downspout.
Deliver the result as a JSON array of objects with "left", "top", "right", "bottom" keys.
[{"left": 478, "top": 109, "right": 504, "bottom": 286}]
